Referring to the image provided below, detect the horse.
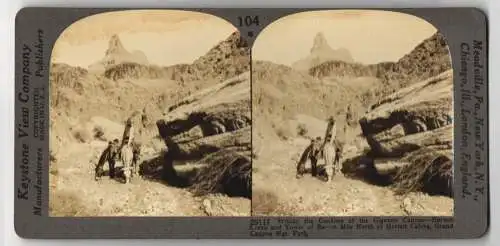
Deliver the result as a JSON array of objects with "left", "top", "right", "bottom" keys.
[
  {"left": 95, "top": 139, "right": 121, "bottom": 180},
  {"left": 295, "top": 117, "right": 342, "bottom": 181},
  {"left": 296, "top": 136, "right": 323, "bottom": 178}
]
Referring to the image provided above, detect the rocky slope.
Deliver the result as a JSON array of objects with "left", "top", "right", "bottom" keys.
[
  {"left": 251, "top": 30, "right": 453, "bottom": 217},
  {"left": 345, "top": 70, "right": 453, "bottom": 197},
  {"left": 252, "top": 32, "right": 451, "bottom": 142},
  {"left": 190, "top": 31, "right": 250, "bottom": 82},
  {"left": 102, "top": 31, "right": 250, "bottom": 84},
  {"left": 155, "top": 72, "right": 251, "bottom": 198},
  {"left": 50, "top": 30, "right": 252, "bottom": 216},
  {"left": 309, "top": 32, "right": 452, "bottom": 98},
  {"left": 252, "top": 59, "right": 371, "bottom": 147}
]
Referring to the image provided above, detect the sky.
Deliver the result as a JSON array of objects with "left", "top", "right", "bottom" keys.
[
  {"left": 51, "top": 10, "right": 237, "bottom": 68},
  {"left": 51, "top": 9, "right": 440, "bottom": 68},
  {"left": 252, "top": 10, "right": 439, "bottom": 66}
]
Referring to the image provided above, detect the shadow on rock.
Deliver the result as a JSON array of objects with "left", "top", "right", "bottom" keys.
[
  {"left": 139, "top": 147, "right": 252, "bottom": 199},
  {"left": 139, "top": 152, "right": 191, "bottom": 188},
  {"left": 188, "top": 149, "right": 251, "bottom": 199},
  {"left": 342, "top": 149, "right": 453, "bottom": 198},
  {"left": 392, "top": 150, "right": 453, "bottom": 198},
  {"left": 342, "top": 155, "right": 394, "bottom": 187}
]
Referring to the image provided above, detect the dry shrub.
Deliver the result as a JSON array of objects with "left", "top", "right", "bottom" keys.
[
  {"left": 252, "top": 149, "right": 259, "bottom": 160},
  {"left": 49, "top": 168, "right": 59, "bottom": 176},
  {"left": 297, "top": 123, "right": 308, "bottom": 137},
  {"left": 392, "top": 148, "right": 452, "bottom": 197},
  {"left": 189, "top": 149, "right": 251, "bottom": 198},
  {"left": 49, "top": 150, "right": 57, "bottom": 163},
  {"left": 72, "top": 127, "right": 91, "bottom": 143},
  {"left": 48, "top": 149, "right": 59, "bottom": 176},
  {"left": 275, "top": 125, "right": 292, "bottom": 141},
  {"left": 93, "top": 125, "right": 105, "bottom": 141}
]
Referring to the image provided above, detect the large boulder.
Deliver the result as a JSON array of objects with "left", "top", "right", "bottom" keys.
[
  {"left": 354, "top": 70, "right": 453, "bottom": 197},
  {"left": 152, "top": 71, "right": 251, "bottom": 199},
  {"left": 360, "top": 70, "right": 452, "bottom": 142}
]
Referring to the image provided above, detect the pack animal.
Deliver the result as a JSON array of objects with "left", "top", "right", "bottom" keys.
[
  {"left": 295, "top": 117, "right": 342, "bottom": 181},
  {"left": 296, "top": 136, "right": 324, "bottom": 178},
  {"left": 95, "top": 139, "right": 121, "bottom": 180}
]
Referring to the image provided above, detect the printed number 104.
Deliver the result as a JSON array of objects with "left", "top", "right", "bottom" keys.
[{"left": 238, "top": 16, "right": 260, "bottom": 26}]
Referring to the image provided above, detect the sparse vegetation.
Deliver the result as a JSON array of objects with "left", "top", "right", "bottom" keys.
[
  {"left": 189, "top": 149, "right": 251, "bottom": 198},
  {"left": 252, "top": 29, "right": 453, "bottom": 217},
  {"left": 93, "top": 126, "right": 105, "bottom": 141},
  {"left": 392, "top": 149, "right": 452, "bottom": 197},
  {"left": 50, "top": 29, "right": 252, "bottom": 217},
  {"left": 49, "top": 150, "right": 57, "bottom": 163},
  {"left": 276, "top": 127, "right": 290, "bottom": 140},
  {"left": 72, "top": 128, "right": 91, "bottom": 143},
  {"left": 297, "top": 123, "right": 308, "bottom": 137}
]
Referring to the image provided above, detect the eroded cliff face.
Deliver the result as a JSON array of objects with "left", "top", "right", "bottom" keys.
[
  {"left": 309, "top": 32, "right": 452, "bottom": 102},
  {"left": 292, "top": 32, "right": 355, "bottom": 71},
  {"left": 154, "top": 71, "right": 251, "bottom": 198},
  {"left": 88, "top": 34, "right": 149, "bottom": 73},
  {"left": 353, "top": 70, "right": 453, "bottom": 197}
]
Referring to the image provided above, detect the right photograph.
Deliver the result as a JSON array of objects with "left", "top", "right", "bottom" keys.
[{"left": 251, "top": 10, "right": 454, "bottom": 216}]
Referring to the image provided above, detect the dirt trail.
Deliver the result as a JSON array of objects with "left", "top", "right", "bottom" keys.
[
  {"left": 50, "top": 139, "right": 251, "bottom": 217},
  {"left": 50, "top": 140, "right": 207, "bottom": 216},
  {"left": 252, "top": 136, "right": 453, "bottom": 217}
]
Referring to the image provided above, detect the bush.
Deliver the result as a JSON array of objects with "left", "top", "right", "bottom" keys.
[
  {"left": 275, "top": 126, "right": 292, "bottom": 141},
  {"left": 189, "top": 149, "right": 251, "bottom": 198},
  {"left": 297, "top": 123, "right": 308, "bottom": 137},
  {"left": 252, "top": 149, "right": 259, "bottom": 160},
  {"left": 93, "top": 126, "right": 105, "bottom": 141},
  {"left": 73, "top": 128, "right": 91, "bottom": 143},
  {"left": 392, "top": 148, "right": 453, "bottom": 197},
  {"left": 49, "top": 150, "right": 57, "bottom": 163},
  {"left": 49, "top": 150, "right": 58, "bottom": 176}
]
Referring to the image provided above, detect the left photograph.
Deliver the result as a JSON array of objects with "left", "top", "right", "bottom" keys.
[{"left": 49, "top": 10, "right": 251, "bottom": 217}]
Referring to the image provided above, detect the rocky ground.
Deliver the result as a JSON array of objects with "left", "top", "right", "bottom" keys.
[
  {"left": 50, "top": 21, "right": 454, "bottom": 217},
  {"left": 252, "top": 137, "right": 453, "bottom": 216},
  {"left": 251, "top": 31, "right": 454, "bottom": 216},
  {"left": 49, "top": 30, "right": 251, "bottom": 217}
]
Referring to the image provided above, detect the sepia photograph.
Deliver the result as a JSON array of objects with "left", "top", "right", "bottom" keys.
[
  {"left": 49, "top": 10, "right": 251, "bottom": 217},
  {"left": 251, "top": 10, "right": 454, "bottom": 216}
]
